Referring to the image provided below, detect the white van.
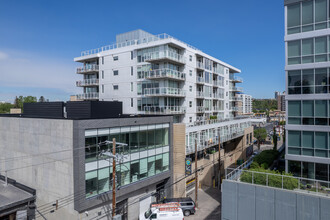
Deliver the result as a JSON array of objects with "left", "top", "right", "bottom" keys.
[{"left": 139, "top": 203, "right": 184, "bottom": 220}]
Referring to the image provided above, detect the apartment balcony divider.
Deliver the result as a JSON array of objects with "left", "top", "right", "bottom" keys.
[
  {"left": 143, "top": 50, "right": 185, "bottom": 64},
  {"left": 76, "top": 64, "right": 99, "bottom": 74},
  {"left": 145, "top": 68, "right": 185, "bottom": 81},
  {"left": 144, "top": 87, "right": 186, "bottom": 97},
  {"left": 76, "top": 79, "right": 99, "bottom": 87},
  {"left": 76, "top": 92, "right": 99, "bottom": 100},
  {"left": 143, "top": 106, "right": 186, "bottom": 114}
]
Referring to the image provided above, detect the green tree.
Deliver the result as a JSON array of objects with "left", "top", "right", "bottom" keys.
[
  {"left": 273, "top": 127, "right": 278, "bottom": 151},
  {"left": 254, "top": 128, "right": 267, "bottom": 150},
  {"left": 0, "top": 102, "right": 14, "bottom": 113},
  {"left": 13, "top": 96, "right": 37, "bottom": 111}
]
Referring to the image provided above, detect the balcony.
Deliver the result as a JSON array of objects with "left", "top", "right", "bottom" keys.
[
  {"left": 143, "top": 106, "right": 186, "bottom": 114},
  {"left": 196, "top": 91, "right": 205, "bottom": 99},
  {"left": 196, "top": 76, "right": 205, "bottom": 84},
  {"left": 230, "top": 86, "right": 243, "bottom": 92},
  {"left": 76, "top": 92, "right": 99, "bottom": 100},
  {"left": 213, "top": 107, "right": 222, "bottom": 111},
  {"left": 76, "top": 79, "right": 99, "bottom": 87},
  {"left": 212, "top": 81, "right": 222, "bottom": 87},
  {"left": 229, "top": 97, "right": 243, "bottom": 102},
  {"left": 196, "top": 61, "right": 204, "bottom": 70},
  {"left": 230, "top": 76, "right": 243, "bottom": 83},
  {"left": 212, "top": 93, "right": 222, "bottom": 99},
  {"left": 145, "top": 69, "right": 185, "bottom": 81},
  {"left": 143, "top": 50, "right": 185, "bottom": 65},
  {"left": 196, "top": 106, "right": 205, "bottom": 113},
  {"left": 144, "top": 87, "right": 186, "bottom": 97},
  {"left": 76, "top": 64, "right": 99, "bottom": 74}
]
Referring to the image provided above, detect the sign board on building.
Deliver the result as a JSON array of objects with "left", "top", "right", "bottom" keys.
[{"left": 185, "top": 158, "right": 192, "bottom": 176}]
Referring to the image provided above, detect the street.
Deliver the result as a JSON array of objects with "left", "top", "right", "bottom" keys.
[{"left": 186, "top": 187, "right": 221, "bottom": 220}]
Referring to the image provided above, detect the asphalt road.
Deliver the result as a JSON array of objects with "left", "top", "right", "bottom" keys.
[{"left": 186, "top": 187, "right": 221, "bottom": 220}]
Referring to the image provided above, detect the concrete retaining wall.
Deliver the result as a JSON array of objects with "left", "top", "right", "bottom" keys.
[{"left": 222, "top": 180, "right": 330, "bottom": 220}]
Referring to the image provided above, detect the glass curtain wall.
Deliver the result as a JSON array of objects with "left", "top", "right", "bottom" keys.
[{"left": 85, "top": 123, "right": 170, "bottom": 198}]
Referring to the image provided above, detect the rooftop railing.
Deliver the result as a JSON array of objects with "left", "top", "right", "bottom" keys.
[
  {"left": 76, "top": 64, "right": 99, "bottom": 74},
  {"left": 80, "top": 33, "right": 202, "bottom": 57},
  {"left": 143, "top": 106, "right": 186, "bottom": 114},
  {"left": 76, "top": 92, "right": 99, "bottom": 100},
  {"left": 145, "top": 68, "right": 185, "bottom": 81},
  {"left": 144, "top": 87, "right": 186, "bottom": 97},
  {"left": 76, "top": 79, "right": 99, "bottom": 87}
]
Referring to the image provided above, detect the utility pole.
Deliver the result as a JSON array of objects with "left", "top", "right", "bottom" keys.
[
  {"left": 195, "top": 138, "right": 198, "bottom": 209},
  {"left": 112, "top": 138, "right": 116, "bottom": 217}
]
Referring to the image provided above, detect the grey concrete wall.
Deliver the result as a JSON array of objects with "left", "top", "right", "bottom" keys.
[
  {"left": 222, "top": 180, "right": 330, "bottom": 220},
  {"left": 0, "top": 117, "right": 77, "bottom": 219}
]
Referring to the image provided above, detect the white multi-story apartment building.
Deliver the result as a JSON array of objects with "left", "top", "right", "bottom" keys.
[
  {"left": 238, "top": 94, "right": 252, "bottom": 114},
  {"left": 74, "top": 30, "right": 251, "bottom": 155},
  {"left": 285, "top": 0, "right": 330, "bottom": 182}
]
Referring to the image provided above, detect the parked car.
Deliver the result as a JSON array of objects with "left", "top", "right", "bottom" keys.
[
  {"left": 163, "top": 197, "right": 195, "bottom": 216},
  {"left": 139, "top": 203, "right": 184, "bottom": 220}
]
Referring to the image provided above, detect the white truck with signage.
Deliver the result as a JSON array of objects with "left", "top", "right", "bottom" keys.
[{"left": 139, "top": 203, "right": 184, "bottom": 220}]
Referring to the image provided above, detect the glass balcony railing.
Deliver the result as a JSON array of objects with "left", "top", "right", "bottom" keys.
[
  {"left": 197, "top": 106, "right": 206, "bottom": 113},
  {"left": 76, "top": 79, "right": 99, "bottom": 87},
  {"left": 196, "top": 61, "right": 204, "bottom": 69},
  {"left": 143, "top": 106, "right": 186, "bottom": 114},
  {"left": 145, "top": 69, "right": 185, "bottom": 81},
  {"left": 76, "top": 92, "right": 99, "bottom": 100},
  {"left": 229, "top": 86, "right": 243, "bottom": 92},
  {"left": 143, "top": 50, "right": 185, "bottom": 64},
  {"left": 229, "top": 97, "right": 243, "bottom": 102},
  {"left": 144, "top": 87, "right": 186, "bottom": 97},
  {"left": 76, "top": 64, "right": 99, "bottom": 74},
  {"left": 229, "top": 76, "right": 243, "bottom": 83},
  {"left": 196, "top": 76, "right": 205, "bottom": 83},
  {"left": 80, "top": 33, "right": 201, "bottom": 57},
  {"left": 196, "top": 91, "right": 205, "bottom": 98}
]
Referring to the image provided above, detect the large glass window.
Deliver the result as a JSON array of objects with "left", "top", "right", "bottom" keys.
[
  {"left": 287, "top": 0, "right": 329, "bottom": 34},
  {"left": 288, "top": 101, "right": 301, "bottom": 116},
  {"left": 302, "top": 39, "right": 314, "bottom": 63},
  {"left": 84, "top": 123, "right": 170, "bottom": 198},
  {"left": 287, "top": 3, "right": 301, "bottom": 34},
  {"left": 288, "top": 41, "right": 301, "bottom": 64},
  {"left": 302, "top": 162, "right": 315, "bottom": 179},
  {"left": 288, "top": 130, "right": 301, "bottom": 147}
]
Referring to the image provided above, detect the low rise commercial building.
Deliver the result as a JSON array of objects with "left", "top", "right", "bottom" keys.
[{"left": 0, "top": 101, "right": 175, "bottom": 220}]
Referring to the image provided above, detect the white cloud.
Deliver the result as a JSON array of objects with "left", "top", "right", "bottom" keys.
[
  {"left": 0, "top": 51, "right": 8, "bottom": 60},
  {"left": 0, "top": 50, "right": 80, "bottom": 94}
]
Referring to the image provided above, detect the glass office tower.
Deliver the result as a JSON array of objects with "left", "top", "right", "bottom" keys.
[{"left": 285, "top": 0, "right": 330, "bottom": 182}]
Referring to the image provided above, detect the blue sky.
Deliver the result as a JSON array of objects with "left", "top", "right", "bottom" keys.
[{"left": 0, "top": 0, "right": 285, "bottom": 102}]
